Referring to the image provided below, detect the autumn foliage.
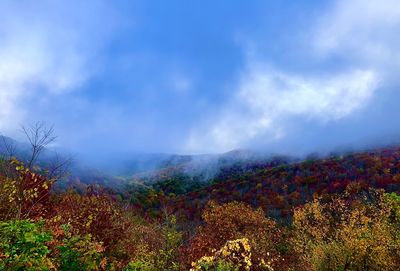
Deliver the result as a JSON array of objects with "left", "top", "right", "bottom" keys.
[
  {"left": 183, "top": 201, "right": 283, "bottom": 270},
  {"left": 292, "top": 189, "right": 400, "bottom": 270},
  {"left": 1, "top": 148, "right": 400, "bottom": 270},
  {"left": 0, "top": 158, "right": 53, "bottom": 220}
]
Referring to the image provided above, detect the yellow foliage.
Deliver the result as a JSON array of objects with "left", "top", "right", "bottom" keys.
[
  {"left": 190, "top": 238, "right": 254, "bottom": 271},
  {"left": 292, "top": 190, "right": 400, "bottom": 271}
]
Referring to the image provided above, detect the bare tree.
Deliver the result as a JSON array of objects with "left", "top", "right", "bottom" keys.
[
  {"left": 0, "top": 134, "right": 17, "bottom": 178},
  {"left": 47, "top": 151, "right": 74, "bottom": 180},
  {"left": 0, "top": 133, "right": 17, "bottom": 159},
  {"left": 22, "top": 122, "right": 57, "bottom": 169},
  {"left": 21, "top": 122, "right": 74, "bottom": 181}
]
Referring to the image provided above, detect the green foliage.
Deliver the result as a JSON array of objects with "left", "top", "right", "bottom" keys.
[
  {"left": 130, "top": 215, "right": 183, "bottom": 271},
  {"left": 154, "top": 215, "right": 182, "bottom": 271},
  {"left": 0, "top": 219, "right": 54, "bottom": 271},
  {"left": 57, "top": 224, "right": 105, "bottom": 271},
  {"left": 2, "top": 151, "right": 400, "bottom": 271},
  {"left": 386, "top": 192, "right": 400, "bottom": 222},
  {"left": 196, "top": 259, "right": 238, "bottom": 271},
  {"left": 124, "top": 260, "right": 154, "bottom": 271}
]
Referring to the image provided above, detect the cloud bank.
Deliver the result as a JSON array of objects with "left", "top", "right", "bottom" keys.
[
  {"left": 0, "top": 1, "right": 116, "bottom": 134},
  {"left": 187, "top": 66, "right": 379, "bottom": 152},
  {"left": 186, "top": 0, "right": 399, "bottom": 153},
  {"left": 1, "top": 0, "right": 400, "bottom": 157}
]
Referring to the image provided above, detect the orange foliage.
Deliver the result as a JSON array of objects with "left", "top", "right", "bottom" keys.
[
  {"left": 292, "top": 189, "right": 400, "bottom": 271},
  {"left": 183, "top": 201, "right": 284, "bottom": 270},
  {"left": 48, "top": 190, "right": 174, "bottom": 268},
  {"left": 50, "top": 190, "right": 130, "bottom": 254},
  {"left": 0, "top": 159, "right": 53, "bottom": 220}
]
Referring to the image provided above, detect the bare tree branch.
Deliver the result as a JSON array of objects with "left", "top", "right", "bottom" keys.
[
  {"left": 47, "top": 152, "right": 74, "bottom": 180},
  {"left": 0, "top": 133, "right": 17, "bottom": 159},
  {"left": 21, "top": 122, "right": 57, "bottom": 168}
]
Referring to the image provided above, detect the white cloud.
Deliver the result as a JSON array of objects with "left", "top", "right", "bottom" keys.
[
  {"left": 0, "top": 1, "right": 116, "bottom": 134},
  {"left": 186, "top": 65, "right": 379, "bottom": 152},
  {"left": 240, "top": 66, "right": 378, "bottom": 121},
  {"left": 186, "top": 0, "right": 400, "bottom": 153},
  {"left": 314, "top": 0, "right": 400, "bottom": 69}
]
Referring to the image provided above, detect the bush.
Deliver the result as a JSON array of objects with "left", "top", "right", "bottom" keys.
[
  {"left": 0, "top": 159, "right": 53, "bottom": 220},
  {"left": 292, "top": 189, "right": 400, "bottom": 271},
  {"left": 123, "top": 215, "right": 182, "bottom": 271},
  {"left": 0, "top": 219, "right": 54, "bottom": 270},
  {"left": 190, "top": 238, "right": 250, "bottom": 271},
  {"left": 184, "top": 201, "right": 282, "bottom": 270},
  {"left": 57, "top": 224, "right": 106, "bottom": 271},
  {"left": 124, "top": 260, "right": 154, "bottom": 271}
]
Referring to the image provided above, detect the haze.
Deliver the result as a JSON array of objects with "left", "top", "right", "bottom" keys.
[{"left": 1, "top": 0, "right": 400, "bottom": 161}]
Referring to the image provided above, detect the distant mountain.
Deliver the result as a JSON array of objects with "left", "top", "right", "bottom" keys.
[
  {"left": 0, "top": 135, "right": 101, "bottom": 191},
  {"left": 154, "top": 146, "right": 400, "bottom": 223},
  {"left": 0, "top": 135, "right": 289, "bottom": 195},
  {"left": 0, "top": 135, "right": 31, "bottom": 159},
  {"left": 129, "top": 149, "right": 290, "bottom": 182},
  {"left": 121, "top": 150, "right": 292, "bottom": 203}
]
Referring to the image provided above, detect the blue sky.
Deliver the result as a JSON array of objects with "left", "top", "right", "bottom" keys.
[{"left": 1, "top": 0, "right": 400, "bottom": 158}]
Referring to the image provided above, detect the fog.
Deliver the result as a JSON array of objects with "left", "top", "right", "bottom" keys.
[{"left": 1, "top": 0, "right": 400, "bottom": 170}]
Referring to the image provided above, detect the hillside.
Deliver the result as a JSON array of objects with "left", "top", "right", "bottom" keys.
[
  {"left": 128, "top": 147, "right": 400, "bottom": 224},
  {"left": 1, "top": 146, "right": 400, "bottom": 270}
]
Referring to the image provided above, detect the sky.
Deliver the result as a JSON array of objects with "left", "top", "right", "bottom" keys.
[{"left": 1, "top": 0, "right": 400, "bottom": 159}]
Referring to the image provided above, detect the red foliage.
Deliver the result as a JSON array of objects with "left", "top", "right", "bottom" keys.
[
  {"left": 50, "top": 190, "right": 130, "bottom": 253},
  {"left": 161, "top": 147, "right": 400, "bottom": 223},
  {"left": 0, "top": 159, "right": 53, "bottom": 220},
  {"left": 182, "top": 201, "right": 283, "bottom": 270}
]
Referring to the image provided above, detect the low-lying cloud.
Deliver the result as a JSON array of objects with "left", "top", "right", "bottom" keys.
[
  {"left": 1, "top": 0, "right": 400, "bottom": 157},
  {"left": 185, "top": 0, "right": 399, "bottom": 153},
  {"left": 186, "top": 66, "right": 379, "bottom": 152}
]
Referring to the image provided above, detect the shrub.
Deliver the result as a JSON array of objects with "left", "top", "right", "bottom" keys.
[
  {"left": 124, "top": 260, "right": 154, "bottom": 271},
  {"left": 0, "top": 159, "right": 53, "bottom": 220},
  {"left": 57, "top": 224, "right": 106, "bottom": 271},
  {"left": 190, "top": 238, "right": 276, "bottom": 271},
  {"left": 123, "top": 215, "right": 182, "bottom": 271},
  {"left": 184, "top": 201, "right": 283, "bottom": 270},
  {"left": 0, "top": 219, "right": 54, "bottom": 270},
  {"left": 292, "top": 189, "right": 400, "bottom": 271},
  {"left": 51, "top": 190, "right": 129, "bottom": 253}
]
